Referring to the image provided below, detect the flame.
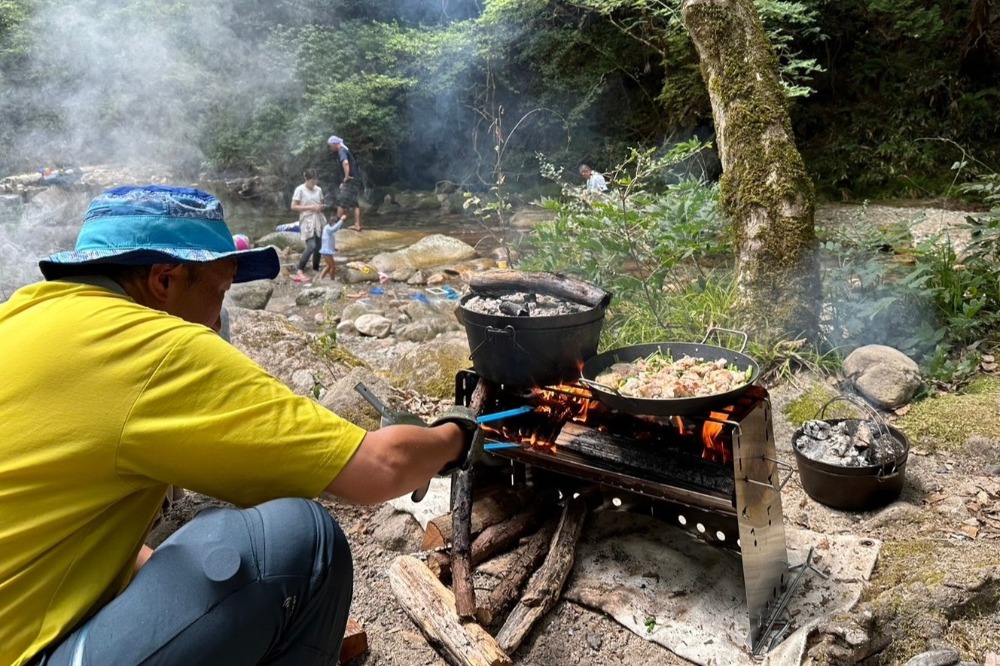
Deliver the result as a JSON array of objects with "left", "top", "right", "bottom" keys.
[{"left": 701, "top": 410, "right": 733, "bottom": 464}]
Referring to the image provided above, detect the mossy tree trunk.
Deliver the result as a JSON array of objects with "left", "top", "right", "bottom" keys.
[{"left": 681, "top": 0, "right": 821, "bottom": 340}]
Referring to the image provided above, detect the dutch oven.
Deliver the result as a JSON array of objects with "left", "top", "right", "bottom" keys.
[
  {"left": 456, "top": 271, "right": 611, "bottom": 387},
  {"left": 579, "top": 328, "right": 760, "bottom": 416},
  {"left": 792, "top": 397, "right": 909, "bottom": 511}
]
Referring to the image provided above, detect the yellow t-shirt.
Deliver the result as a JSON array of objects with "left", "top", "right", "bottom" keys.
[{"left": 0, "top": 280, "right": 366, "bottom": 666}]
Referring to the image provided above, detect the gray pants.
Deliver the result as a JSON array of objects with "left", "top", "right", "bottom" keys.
[
  {"left": 32, "top": 498, "right": 353, "bottom": 665},
  {"left": 298, "top": 236, "right": 321, "bottom": 271}
]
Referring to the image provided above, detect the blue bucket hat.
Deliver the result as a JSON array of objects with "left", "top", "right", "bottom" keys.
[
  {"left": 39, "top": 185, "right": 280, "bottom": 283},
  {"left": 327, "top": 135, "right": 343, "bottom": 145}
]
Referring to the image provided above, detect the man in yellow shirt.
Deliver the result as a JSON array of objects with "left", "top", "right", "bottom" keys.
[{"left": 0, "top": 185, "right": 481, "bottom": 665}]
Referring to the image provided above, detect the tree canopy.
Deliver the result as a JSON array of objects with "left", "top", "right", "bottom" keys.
[{"left": 0, "top": 0, "right": 997, "bottom": 197}]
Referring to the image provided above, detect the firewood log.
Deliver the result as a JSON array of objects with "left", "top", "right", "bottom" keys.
[
  {"left": 468, "top": 270, "right": 611, "bottom": 309},
  {"left": 427, "top": 502, "right": 550, "bottom": 580},
  {"left": 422, "top": 487, "right": 534, "bottom": 551},
  {"left": 474, "top": 517, "right": 559, "bottom": 627},
  {"left": 494, "top": 496, "right": 589, "bottom": 654},
  {"left": 389, "top": 556, "right": 512, "bottom": 666},
  {"left": 451, "top": 377, "right": 495, "bottom": 619},
  {"left": 452, "top": 468, "right": 476, "bottom": 618}
]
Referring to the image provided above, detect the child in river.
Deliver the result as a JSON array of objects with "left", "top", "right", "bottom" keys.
[{"left": 317, "top": 214, "right": 347, "bottom": 281}]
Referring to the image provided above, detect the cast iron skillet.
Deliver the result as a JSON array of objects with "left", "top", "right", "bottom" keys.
[{"left": 579, "top": 330, "right": 760, "bottom": 416}]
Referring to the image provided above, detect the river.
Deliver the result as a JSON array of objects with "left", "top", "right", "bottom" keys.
[{"left": 226, "top": 204, "right": 519, "bottom": 263}]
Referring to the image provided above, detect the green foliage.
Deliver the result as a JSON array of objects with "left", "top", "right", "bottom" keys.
[
  {"left": 520, "top": 144, "right": 735, "bottom": 348},
  {"left": 795, "top": 0, "right": 1000, "bottom": 198}
]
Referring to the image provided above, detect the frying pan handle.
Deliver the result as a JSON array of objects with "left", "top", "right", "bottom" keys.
[
  {"left": 578, "top": 377, "right": 624, "bottom": 397},
  {"left": 701, "top": 327, "right": 749, "bottom": 353}
]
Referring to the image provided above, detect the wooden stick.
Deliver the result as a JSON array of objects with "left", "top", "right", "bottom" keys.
[
  {"left": 475, "top": 517, "right": 559, "bottom": 628},
  {"left": 494, "top": 496, "right": 589, "bottom": 654},
  {"left": 389, "top": 556, "right": 512, "bottom": 666},
  {"left": 452, "top": 377, "right": 495, "bottom": 619},
  {"left": 451, "top": 468, "right": 476, "bottom": 618},
  {"left": 339, "top": 618, "right": 368, "bottom": 663}
]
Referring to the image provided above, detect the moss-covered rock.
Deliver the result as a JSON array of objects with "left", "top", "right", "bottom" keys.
[
  {"left": 782, "top": 382, "right": 861, "bottom": 426},
  {"left": 388, "top": 336, "right": 472, "bottom": 399},
  {"left": 895, "top": 390, "right": 1000, "bottom": 453}
]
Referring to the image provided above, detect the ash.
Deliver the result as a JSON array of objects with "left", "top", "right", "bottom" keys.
[
  {"left": 463, "top": 292, "right": 592, "bottom": 317},
  {"left": 796, "top": 419, "right": 907, "bottom": 467}
]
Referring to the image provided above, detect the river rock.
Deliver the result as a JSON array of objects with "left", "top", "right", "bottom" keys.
[
  {"left": 295, "top": 285, "right": 344, "bottom": 307},
  {"left": 342, "top": 301, "right": 383, "bottom": 322},
  {"left": 843, "top": 345, "right": 922, "bottom": 409},
  {"left": 343, "top": 262, "right": 380, "bottom": 284},
  {"left": 336, "top": 320, "right": 358, "bottom": 336},
  {"left": 390, "top": 333, "right": 473, "bottom": 398},
  {"left": 407, "top": 270, "right": 428, "bottom": 285},
  {"left": 256, "top": 231, "right": 303, "bottom": 252},
  {"left": 395, "top": 321, "right": 440, "bottom": 342},
  {"left": 511, "top": 205, "right": 556, "bottom": 228},
  {"left": 355, "top": 313, "right": 393, "bottom": 338},
  {"left": 370, "top": 234, "right": 477, "bottom": 274},
  {"left": 903, "top": 648, "right": 961, "bottom": 666},
  {"left": 227, "top": 280, "right": 274, "bottom": 310}
]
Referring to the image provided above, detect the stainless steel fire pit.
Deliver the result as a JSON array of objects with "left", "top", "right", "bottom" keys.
[{"left": 455, "top": 370, "right": 796, "bottom": 656}]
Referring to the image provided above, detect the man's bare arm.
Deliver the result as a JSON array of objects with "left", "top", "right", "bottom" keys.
[{"left": 325, "top": 423, "right": 464, "bottom": 504}]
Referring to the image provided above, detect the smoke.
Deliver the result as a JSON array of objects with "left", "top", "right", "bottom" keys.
[
  {"left": 10, "top": 0, "right": 264, "bottom": 171},
  {"left": 0, "top": 0, "right": 295, "bottom": 299}
]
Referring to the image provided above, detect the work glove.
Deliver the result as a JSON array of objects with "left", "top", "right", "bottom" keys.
[{"left": 429, "top": 405, "right": 485, "bottom": 475}]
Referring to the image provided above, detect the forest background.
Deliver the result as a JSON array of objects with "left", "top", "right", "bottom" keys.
[
  {"left": 1, "top": 0, "right": 998, "bottom": 201},
  {"left": 3, "top": 0, "right": 1000, "bottom": 385}
]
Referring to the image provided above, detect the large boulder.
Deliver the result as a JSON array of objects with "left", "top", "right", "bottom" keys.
[
  {"left": 370, "top": 234, "right": 477, "bottom": 274},
  {"left": 843, "top": 345, "right": 922, "bottom": 409},
  {"left": 388, "top": 333, "right": 473, "bottom": 398},
  {"left": 227, "top": 280, "right": 275, "bottom": 310},
  {"left": 256, "top": 231, "right": 303, "bottom": 252},
  {"left": 227, "top": 307, "right": 359, "bottom": 396},
  {"left": 320, "top": 367, "right": 401, "bottom": 432}
]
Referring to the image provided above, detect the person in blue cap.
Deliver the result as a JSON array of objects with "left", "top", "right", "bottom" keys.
[
  {"left": 0, "top": 185, "right": 484, "bottom": 666},
  {"left": 327, "top": 135, "right": 364, "bottom": 231}
]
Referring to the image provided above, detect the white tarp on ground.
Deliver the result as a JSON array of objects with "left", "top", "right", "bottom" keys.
[
  {"left": 564, "top": 512, "right": 880, "bottom": 666},
  {"left": 391, "top": 485, "right": 881, "bottom": 666}
]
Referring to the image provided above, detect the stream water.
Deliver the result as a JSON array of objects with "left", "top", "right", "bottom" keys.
[{"left": 229, "top": 205, "right": 517, "bottom": 263}]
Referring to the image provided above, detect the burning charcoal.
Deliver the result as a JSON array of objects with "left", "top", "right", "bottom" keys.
[
  {"left": 802, "top": 419, "right": 832, "bottom": 439},
  {"left": 499, "top": 301, "right": 529, "bottom": 316}
]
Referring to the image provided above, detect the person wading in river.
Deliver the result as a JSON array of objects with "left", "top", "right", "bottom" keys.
[
  {"left": 0, "top": 184, "right": 484, "bottom": 666},
  {"left": 327, "top": 135, "right": 364, "bottom": 231}
]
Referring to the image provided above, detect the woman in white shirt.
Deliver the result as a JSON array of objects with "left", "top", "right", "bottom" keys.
[{"left": 291, "top": 169, "right": 327, "bottom": 283}]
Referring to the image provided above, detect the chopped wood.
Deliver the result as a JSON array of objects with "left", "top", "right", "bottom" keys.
[
  {"left": 389, "top": 555, "right": 512, "bottom": 666},
  {"left": 427, "top": 502, "right": 550, "bottom": 580},
  {"left": 475, "top": 517, "right": 559, "bottom": 627},
  {"left": 339, "top": 618, "right": 368, "bottom": 664},
  {"left": 468, "top": 270, "right": 611, "bottom": 309},
  {"left": 451, "top": 468, "right": 476, "bottom": 618},
  {"left": 422, "top": 487, "right": 534, "bottom": 551},
  {"left": 494, "top": 495, "right": 589, "bottom": 654}
]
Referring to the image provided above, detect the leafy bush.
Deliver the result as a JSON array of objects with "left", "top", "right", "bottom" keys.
[{"left": 518, "top": 144, "right": 735, "bottom": 348}]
